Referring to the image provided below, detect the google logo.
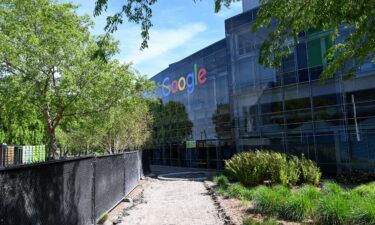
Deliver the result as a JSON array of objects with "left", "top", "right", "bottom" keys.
[{"left": 161, "top": 64, "right": 207, "bottom": 97}]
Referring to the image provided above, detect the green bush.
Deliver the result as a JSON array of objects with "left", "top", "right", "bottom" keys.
[
  {"left": 299, "top": 155, "right": 321, "bottom": 185},
  {"left": 213, "top": 174, "right": 229, "bottom": 189},
  {"left": 225, "top": 150, "right": 321, "bottom": 187},
  {"left": 280, "top": 155, "right": 301, "bottom": 186},
  {"left": 253, "top": 185, "right": 290, "bottom": 217},
  {"left": 313, "top": 192, "right": 351, "bottom": 225},
  {"left": 227, "top": 183, "right": 254, "bottom": 200},
  {"left": 242, "top": 217, "right": 277, "bottom": 225}
]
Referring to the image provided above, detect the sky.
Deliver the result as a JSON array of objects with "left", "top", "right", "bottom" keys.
[{"left": 59, "top": 0, "right": 242, "bottom": 77}]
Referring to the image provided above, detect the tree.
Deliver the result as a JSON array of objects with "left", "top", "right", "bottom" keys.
[
  {"left": 56, "top": 68, "right": 154, "bottom": 155},
  {"left": 94, "top": 0, "right": 374, "bottom": 79},
  {"left": 0, "top": 0, "right": 151, "bottom": 157}
]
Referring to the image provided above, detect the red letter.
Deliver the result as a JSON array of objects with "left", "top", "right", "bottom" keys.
[
  {"left": 171, "top": 80, "right": 178, "bottom": 93},
  {"left": 198, "top": 68, "right": 207, "bottom": 84}
]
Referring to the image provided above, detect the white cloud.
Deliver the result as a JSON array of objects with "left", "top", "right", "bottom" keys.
[{"left": 123, "top": 22, "right": 207, "bottom": 65}]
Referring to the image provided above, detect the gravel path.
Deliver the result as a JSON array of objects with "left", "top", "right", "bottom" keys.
[{"left": 118, "top": 178, "right": 224, "bottom": 225}]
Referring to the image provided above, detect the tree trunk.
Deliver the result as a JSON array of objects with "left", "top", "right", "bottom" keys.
[{"left": 43, "top": 105, "right": 59, "bottom": 159}]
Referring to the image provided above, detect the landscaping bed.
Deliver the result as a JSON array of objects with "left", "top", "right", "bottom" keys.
[{"left": 213, "top": 150, "right": 375, "bottom": 225}]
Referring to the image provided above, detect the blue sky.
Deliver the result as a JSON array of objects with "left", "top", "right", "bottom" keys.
[{"left": 59, "top": 0, "right": 242, "bottom": 77}]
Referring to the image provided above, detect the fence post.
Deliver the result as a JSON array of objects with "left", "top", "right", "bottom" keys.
[{"left": 92, "top": 156, "right": 97, "bottom": 225}]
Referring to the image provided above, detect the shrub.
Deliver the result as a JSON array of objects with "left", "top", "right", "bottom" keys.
[
  {"left": 225, "top": 150, "right": 321, "bottom": 187},
  {"left": 227, "top": 183, "right": 254, "bottom": 200},
  {"left": 280, "top": 155, "right": 301, "bottom": 186},
  {"left": 253, "top": 185, "right": 290, "bottom": 217},
  {"left": 313, "top": 192, "right": 351, "bottom": 225},
  {"left": 299, "top": 155, "right": 321, "bottom": 186},
  {"left": 242, "top": 217, "right": 277, "bottom": 225},
  {"left": 213, "top": 174, "right": 229, "bottom": 189}
]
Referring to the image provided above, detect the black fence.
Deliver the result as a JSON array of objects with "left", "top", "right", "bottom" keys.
[{"left": 0, "top": 151, "right": 146, "bottom": 225}]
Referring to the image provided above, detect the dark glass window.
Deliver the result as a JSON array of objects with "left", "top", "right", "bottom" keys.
[
  {"left": 346, "top": 88, "right": 375, "bottom": 103},
  {"left": 313, "top": 94, "right": 340, "bottom": 107},
  {"left": 296, "top": 43, "right": 308, "bottom": 69},
  {"left": 307, "top": 39, "right": 323, "bottom": 67},
  {"left": 262, "top": 134, "right": 285, "bottom": 153},
  {"left": 285, "top": 97, "right": 311, "bottom": 111},
  {"left": 237, "top": 58, "right": 255, "bottom": 86},
  {"left": 315, "top": 133, "right": 337, "bottom": 164},
  {"left": 283, "top": 72, "right": 297, "bottom": 85},
  {"left": 286, "top": 133, "right": 314, "bottom": 158},
  {"left": 282, "top": 53, "right": 295, "bottom": 72},
  {"left": 310, "top": 66, "right": 323, "bottom": 80},
  {"left": 298, "top": 69, "right": 309, "bottom": 82}
]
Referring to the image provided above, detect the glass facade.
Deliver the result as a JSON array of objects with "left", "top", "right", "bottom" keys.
[{"left": 149, "top": 8, "right": 375, "bottom": 174}]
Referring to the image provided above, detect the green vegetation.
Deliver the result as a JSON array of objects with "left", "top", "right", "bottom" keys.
[
  {"left": 253, "top": 185, "right": 290, "bottom": 217},
  {"left": 213, "top": 174, "right": 229, "bottom": 189},
  {"left": 225, "top": 150, "right": 321, "bottom": 187},
  {"left": 0, "top": 0, "right": 154, "bottom": 156},
  {"left": 280, "top": 185, "right": 319, "bottom": 221},
  {"left": 352, "top": 182, "right": 375, "bottom": 197},
  {"left": 242, "top": 217, "right": 277, "bottom": 225},
  {"left": 95, "top": 0, "right": 374, "bottom": 80},
  {"left": 214, "top": 174, "right": 375, "bottom": 224},
  {"left": 313, "top": 191, "right": 351, "bottom": 224},
  {"left": 226, "top": 183, "right": 254, "bottom": 200}
]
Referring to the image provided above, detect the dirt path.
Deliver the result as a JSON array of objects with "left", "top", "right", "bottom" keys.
[{"left": 118, "top": 178, "right": 224, "bottom": 225}]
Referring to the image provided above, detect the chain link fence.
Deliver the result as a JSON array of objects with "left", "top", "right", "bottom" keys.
[{"left": 0, "top": 151, "right": 146, "bottom": 225}]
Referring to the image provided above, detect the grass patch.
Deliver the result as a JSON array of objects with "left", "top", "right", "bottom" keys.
[
  {"left": 213, "top": 174, "right": 229, "bottom": 189},
  {"left": 227, "top": 183, "right": 255, "bottom": 200},
  {"left": 349, "top": 196, "right": 375, "bottom": 225},
  {"left": 321, "top": 181, "right": 344, "bottom": 195},
  {"left": 280, "top": 185, "right": 319, "bottom": 221},
  {"left": 243, "top": 217, "right": 277, "bottom": 225},
  {"left": 352, "top": 181, "right": 375, "bottom": 197},
  {"left": 313, "top": 191, "right": 351, "bottom": 225},
  {"left": 214, "top": 177, "right": 375, "bottom": 224},
  {"left": 253, "top": 185, "right": 290, "bottom": 217}
]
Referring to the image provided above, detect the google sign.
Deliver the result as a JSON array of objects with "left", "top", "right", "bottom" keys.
[{"left": 161, "top": 64, "right": 207, "bottom": 97}]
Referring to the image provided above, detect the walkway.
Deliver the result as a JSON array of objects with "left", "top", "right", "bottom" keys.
[{"left": 118, "top": 166, "right": 224, "bottom": 225}]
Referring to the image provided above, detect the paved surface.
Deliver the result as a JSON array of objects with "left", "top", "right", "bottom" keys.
[{"left": 119, "top": 177, "right": 224, "bottom": 225}]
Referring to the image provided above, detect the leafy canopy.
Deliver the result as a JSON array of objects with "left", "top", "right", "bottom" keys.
[
  {"left": 94, "top": 0, "right": 375, "bottom": 79},
  {"left": 0, "top": 0, "right": 154, "bottom": 155}
]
